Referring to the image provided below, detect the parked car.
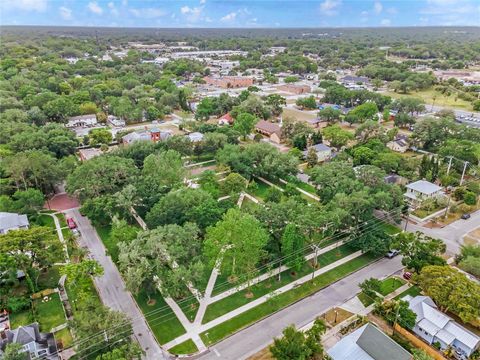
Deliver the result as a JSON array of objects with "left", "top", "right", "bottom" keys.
[
  {"left": 461, "top": 213, "right": 471, "bottom": 220},
  {"left": 386, "top": 249, "right": 400, "bottom": 259},
  {"left": 67, "top": 218, "right": 77, "bottom": 229},
  {"left": 403, "top": 271, "right": 412, "bottom": 280}
]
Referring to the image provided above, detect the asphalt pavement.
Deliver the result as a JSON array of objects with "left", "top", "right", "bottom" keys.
[
  {"left": 65, "top": 208, "right": 169, "bottom": 360},
  {"left": 198, "top": 256, "right": 403, "bottom": 360}
]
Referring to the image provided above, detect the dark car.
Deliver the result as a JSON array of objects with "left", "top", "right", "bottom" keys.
[
  {"left": 461, "top": 213, "right": 471, "bottom": 220},
  {"left": 386, "top": 249, "right": 400, "bottom": 259}
]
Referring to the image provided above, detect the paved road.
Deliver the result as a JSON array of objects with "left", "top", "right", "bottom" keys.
[
  {"left": 65, "top": 208, "right": 168, "bottom": 360},
  {"left": 403, "top": 209, "right": 480, "bottom": 255},
  {"left": 198, "top": 256, "right": 403, "bottom": 360},
  {"left": 424, "top": 105, "right": 480, "bottom": 127}
]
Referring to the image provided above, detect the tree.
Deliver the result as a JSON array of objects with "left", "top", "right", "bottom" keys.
[
  {"left": 61, "top": 260, "right": 104, "bottom": 301},
  {"left": 234, "top": 112, "right": 257, "bottom": 140},
  {"left": 142, "top": 150, "right": 186, "bottom": 192},
  {"left": 79, "top": 102, "right": 98, "bottom": 115},
  {"left": 2, "top": 343, "right": 28, "bottom": 360},
  {"left": 412, "top": 349, "right": 434, "bottom": 360},
  {"left": 317, "top": 107, "right": 341, "bottom": 123},
  {"left": 88, "top": 128, "right": 112, "bottom": 147},
  {"left": 95, "top": 343, "right": 144, "bottom": 360},
  {"left": 265, "top": 94, "right": 286, "bottom": 115},
  {"left": 281, "top": 224, "right": 305, "bottom": 272},
  {"left": 310, "top": 161, "right": 360, "bottom": 203},
  {"left": 359, "top": 277, "right": 382, "bottom": 299},
  {"left": 0, "top": 188, "right": 44, "bottom": 216},
  {"left": 322, "top": 125, "right": 353, "bottom": 150},
  {"left": 145, "top": 106, "right": 162, "bottom": 121},
  {"left": 348, "top": 102, "right": 378, "bottom": 122},
  {"left": 464, "top": 191, "right": 477, "bottom": 205},
  {"left": 204, "top": 208, "right": 268, "bottom": 280},
  {"left": 221, "top": 172, "right": 248, "bottom": 195},
  {"left": 416, "top": 265, "right": 480, "bottom": 323},
  {"left": 296, "top": 96, "right": 317, "bottom": 110},
  {"left": 306, "top": 148, "right": 318, "bottom": 167},
  {"left": 265, "top": 187, "right": 283, "bottom": 203},
  {"left": 374, "top": 299, "right": 417, "bottom": 329},
  {"left": 118, "top": 223, "right": 203, "bottom": 299},
  {"left": 270, "top": 319, "right": 326, "bottom": 360},
  {"left": 393, "top": 232, "right": 446, "bottom": 273}
]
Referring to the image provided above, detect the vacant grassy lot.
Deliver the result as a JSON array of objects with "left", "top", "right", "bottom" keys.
[
  {"left": 204, "top": 243, "right": 357, "bottom": 323},
  {"left": 385, "top": 89, "right": 473, "bottom": 111},
  {"left": 169, "top": 339, "right": 198, "bottom": 355},
  {"left": 34, "top": 293, "right": 65, "bottom": 332},
  {"left": 200, "top": 252, "right": 379, "bottom": 345}
]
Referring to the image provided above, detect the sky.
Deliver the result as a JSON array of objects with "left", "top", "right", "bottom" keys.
[{"left": 0, "top": 0, "right": 479, "bottom": 28}]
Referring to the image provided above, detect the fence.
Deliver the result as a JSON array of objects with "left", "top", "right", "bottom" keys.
[{"left": 394, "top": 324, "right": 447, "bottom": 360}]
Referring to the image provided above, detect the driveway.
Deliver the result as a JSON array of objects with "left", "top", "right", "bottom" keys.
[
  {"left": 198, "top": 256, "right": 403, "bottom": 360},
  {"left": 403, "top": 209, "right": 480, "bottom": 255},
  {"left": 65, "top": 208, "right": 168, "bottom": 360}
]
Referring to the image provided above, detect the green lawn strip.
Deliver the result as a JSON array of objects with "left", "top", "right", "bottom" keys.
[
  {"left": 169, "top": 339, "right": 199, "bottom": 355},
  {"left": 135, "top": 290, "right": 187, "bottom": 344},
  {"left": 248, "top": 180, "right": 271, "bottom": 200},
  {"left": 240, "top": 196, "right": 262, "bottom": 212},
  {"left": 379, "top": 277, "right": 405, "bottom": 296},
  {"left": 358, "top": 291, "right": 376, "bottom": 307},
  {"left": 203, "top": 243, "right": 357, "bottom": 323},
  {"left": 56, "top": 213, "right": 68, "bottom": 228},
  {"left": 284, "top": 176, "right": 317, "bottom": 195},
  {"left": 373, "top": 219, "right": 401, "bottom": 235},
  {"left": 66, "top": 277, "right": 101, "bottom": 314},
  {"left": 34, "top": 292, "right": 65, "bottom": 332},
  {"left": 394, "top": 285, "right": 421, "bottom": 300},
  {"left": 200, "top": 252, "right": 379, "bottom": 345},
  {"left": 210, "top": 237, "right": 348, "bottom": 297},
  {"left": 34, "top": 214, "right": 56, "bottom": 228},
  {"left": 55, "top": 327, "right": 73, "bottom": 349},
  {"left": 95, "top": 225, "right": 119, "bottom": 262}
]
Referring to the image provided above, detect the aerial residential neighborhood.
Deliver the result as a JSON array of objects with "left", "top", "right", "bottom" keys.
[{"left": 0, "top": 1, "right": 479, "bottom": 360}]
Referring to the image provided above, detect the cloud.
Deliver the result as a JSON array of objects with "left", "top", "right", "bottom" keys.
[
  {"left": 180, "top": 5, "right": 204, "bottom": 22},
  {"left": 380, "top": 18, "right": 391, "bottom": 26},
  {"left": 108, "top": 2, "right": 119, "bottom": 16},
  {"left": 319, "top": 0, "right": 342, "bottom": 16},
  {"left": 59, "top": 6, "right": 72, "bottom": 20},
  {"left": 88, "top": 2, "right": 103, "bottom": 15},
  {"left": 419, "top": 0, "right": 478, "bottom": 25},
  {"left": 373, "top": 1, "right": 383, "bottom": 14},
  {"left": 2, "top": 0, "right": 47, "bottom": 12},
  {"left": 200, "top": 0, "right": 206, "bottom": 4},
  {"left": 130, "top": 7, "right": 167, "bottom": 18},
  {"left": 220, "top": 11, "right": 237, "bottom": 22}
]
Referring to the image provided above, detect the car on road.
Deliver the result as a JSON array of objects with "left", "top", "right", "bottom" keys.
[
  {"left": 461, "top": 213, "right": 471, "bottom": 220},
  {"left": 67, "top": 217, "right": 77, "bottom": 229},
  {"left": 386, "top": 249, "right": 400, "bottom": 259}
]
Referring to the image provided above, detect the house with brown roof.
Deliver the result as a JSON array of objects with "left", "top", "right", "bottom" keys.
[
  {"left": 255, "top": 120, "right": 282, "bottom": 144},
  {"left": 218, "top": 113, "right": 234, "bottom": 125}
]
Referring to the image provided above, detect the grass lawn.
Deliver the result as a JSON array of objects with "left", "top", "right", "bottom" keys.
[
  {"left": 375, "top": 220, "right": 401, "bottom": 235},
  {"left": 38, "top": 265, "right": 62, "bottom": 290},
  {"left": 34, "top": 214, "right": 56, "bottom": 228},
  {"left": 56, "top": 213, "right": 67, "bottom": 228},
  {"left": 248, "top": 180, "right": 271, "bottom": 201},
  {"left": 394, "top": 285, "right": 421, "bottom": 300},
  {"left": 358, "top": 291, "right": 376, "bottom": 307},
  {"left": 169, "top": 339, "right": 198, "bottom": 355},
  {"left": 135, "top": 290, "right": 187, "bottom": 345},
  {"left": 379, "top": 277, "right": 405, "bottom": 296},
  {"left": 96, "top": 225, "right": 119, "bottom": 263},
  {"left": 203, "top": 243, "right": 358, "bottom": 324},
  {"left": 241, "top": 196, "right": 262, "bottom": 212},
  {"left": 385, "top": 89, "right": 473, "bottom": 111},
  {"left": 9, "top": 309, "right": 32, "bottom": 328},
  {"left": 285, "top": 176, "right": 317, "bottom": 195},
  {"left": 412, "top": 206, "right": 444, "bottom": 220},
  {"left": 201, "top": 252, "right": 379, "bottom": 345},
  {"left": 34, "top": 292, "right": 66, "bottom": 332},
  {"left": 55, "top": 327, "right": 73, "bottom": 349}
]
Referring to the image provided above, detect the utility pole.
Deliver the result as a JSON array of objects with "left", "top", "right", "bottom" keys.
[
  {"left": 460, "top": 161, "right": 469, "bottom": 186},
  {"left": 311, "top": 244, "right": 320, "bottom": 280},
  {"left": 446, "top": 156, "right": 453, "bottom": 176},
  {"left": 403, "top": 210, "right": 410, "bottom": 232}
]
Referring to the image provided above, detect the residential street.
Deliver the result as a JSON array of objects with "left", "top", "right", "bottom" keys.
[
  {"left": 198, "top": 256, "right": 403, "bottom": 360},
  {"left": 403, "top": 209, "right": 480, "bottom": 254},
  {"left": 65, "top": 208, "right": 168, "bottom": 360}
]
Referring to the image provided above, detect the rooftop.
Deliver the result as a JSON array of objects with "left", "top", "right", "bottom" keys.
[{"left": 405, "top": 180, "right": 442, "bottom": 195}]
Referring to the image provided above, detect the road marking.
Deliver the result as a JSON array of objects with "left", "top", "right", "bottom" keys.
[{"left": 213, "top": 348, "right": 221, "bottom": 357}]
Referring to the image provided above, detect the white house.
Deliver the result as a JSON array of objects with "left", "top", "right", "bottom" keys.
[
  {"left": 107, "top": 115, "right": 125, "bottom": 127},
  {"left": 387, "top": 135, "right": 409, "bottom": 153},
  {"left": 66, "top": 114, "right": 97, "bottom": 128},
  {"left": 404, "top": 295, "right": 480, "bottom": 359},
  {"left": 0, "top": 212, "right": 29, "bottom": 234},
  {"left": 404, "top": 180, "right": 444, "bottom": 207},
  {"left": 187, "top": 132, "right": 204, "bottom": 143},
  {"left": 327, "top": 323, "right": 411, "bottom": 360},
  {"left": 303, "top": 143, "right": 333, "bottom": 162}
]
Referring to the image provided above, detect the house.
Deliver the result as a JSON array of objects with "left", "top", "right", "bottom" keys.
[
  {"left": 327, "top": 323, "right": 412, "bottom": 360},
  {"left": 404, "top": 180, "right": 444, "bottom": 207},
  {"left": 187, "top": 132, "right": 204, "bottom": 143},
  {"left": 0, "top": 322, "right": 59, "bottom": 359},
  {"left": 0, "top": 212, "right": 29, "bottom": 234},
  {"left": 107, "top": 115, "right": 125, "bottom": 127},
  {"left": 387, "top": 135, "right": 409, "bottom": 153},
  {"left": 203, "top": 76, "right": 254, "bottom": 88},
  {"left": 218, "top": 113, "right": 234, "bottom": 125},
  {"left": 66, "top": 114, "right": 97, "bottom": 128},
  {"left": 78, "top": 148, "right": 103, "bottom": 161},
  {"left": 276, "top": 84, "right": 311, "bottom": 94},
  {"left": 303, "top": 143, "right": 332, "bottom": 162},
  {"left": 384, "top": 174, "right": 408, "bottom": 186},
  {"left": 340, "top": 75, "right": 371, "bottom": 86},
  {"left": 122, "top": 128, "right": 171, "bottom": 145},
  {"left": 404, "top": 295, "right": 480, "bottom": 359},
  {"left": 255, "top": 120, "right": 282, "bottom": 144}
]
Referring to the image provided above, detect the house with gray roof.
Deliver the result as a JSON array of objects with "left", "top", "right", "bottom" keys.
[
  {"left": 404, "top": 180, "right": 444, "bottom": 207},
  {"left": 327, "top": 323, "right": 412, "bottom": 360},
  {"left": 0, "top": 212, "right": 29, "bottom": 234},
  {"left": 303, "top": 143, "right": 333, "bottom": 162},
  {"left": 404, "top": 295, "right": 480, "bottom": 359},
  {"left": 0, "top": 322, "right": 59, "bottom": 359},
  {"left": 187, "top": 132, "right": 204, "bottom": 143}
]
